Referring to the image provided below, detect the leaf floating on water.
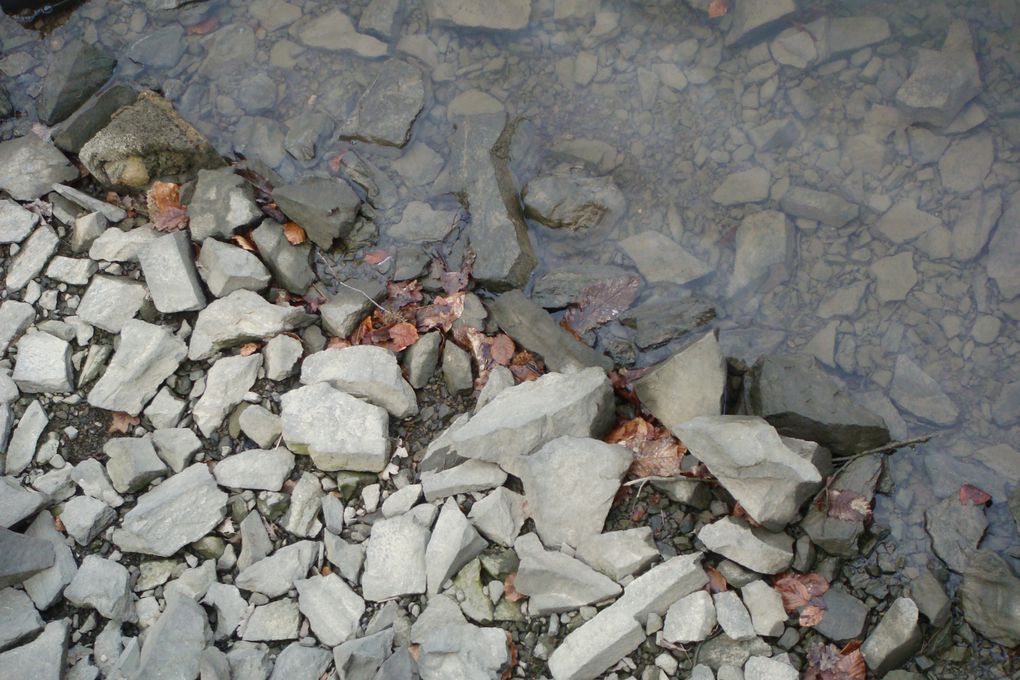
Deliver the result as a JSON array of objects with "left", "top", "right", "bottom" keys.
[
  {"left": 826, "top": 488, "right": 873, "bottom": 522},
  {"left": 282, "top": 221, "right": 306, "bottom": 245},
  {"left": 959, "top": 483, "right": 992, "bottom": 506},
  {"left": 147, "top": 181, "right": 189, "bottom": 233},
  {"left": 562, "top": 275, "right": 641, "bottom": 335},
  {"left": 708, "top": 0, "right": 729, "bottom": 18},
  {"left": 605, "top": 417, "right": 687, "bottom": 478},
  {"left": 774, "top": 572, "right": 829, "bottom": 612},
  {"left": 108, "top": 411, "right": 140, "bottom": 434}
]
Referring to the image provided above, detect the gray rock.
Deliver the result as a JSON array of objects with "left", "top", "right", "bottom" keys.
[
  {"left": 676, "top": 416, "right": 822, "bottom": 529},
  {"left": 466, "top": 487, "right": 527, "bottom": 547},
  {"left": 188, "top": 290, "right": 313, "bottom": 361},
  {"left": 238, "top": 405, "right": 283, "bottom": 449},
  {"left": 188, "top": 168, "right": 262, "bottom": 241},
  {"left": 64, "top": 555, "right": 135, "bottom": 621},
  {"left": 113, "top": 464, "right": 227, "bottom": 556},
  {"left": 386, "top": 201, "right": 459, "bottom": 243},
  {"left": 740, "top": 580, "right": 786, "bottom": 637},
  {"left": 574, "top": 527, "right": 659, "bottom": 582},
  {"left": 747, "top": 118, "right": 801, "bottom": 151},
  {"left": 530, "top": 265, "right": 636, "bottom": 309},
  {"left": 281, "top": 471, "right": 322, "bottom": 538},
  {"left": 340, "top": 59, "right": 424, "bottom": 148},
  {"left": 5, "top": 400, "right": 48, "bottom": 476},
  {"left": 874, "top": 200, "right": 946, "bottom": 247},
  {"left": 197, "top": 238, "right": 271, "bottom": 297},
  {"left": 664, "top": 590, "right": 716, "bottom": 643},
  {"left": 744, "top": 657, "right": 796, "bottom": 680},
  {"left": 0, "top": 587, "right": 43, "bottom": 652},
  {"left": 281, "top": 382, "right": 391, "bottom": 472},
  {"left": 889, "top": 355, "right": 959, "bottom": 425},
  {"left": 51, "top": 83, "right": 139, "bottom": 155},
  {"left": 380, "top": 484, "right": 420, "bottom": 519},
  {"left": 272, "top": 176, "right": 361, "bottom": 250},
  {"left": 0, "top": 301, "right": 35, "bottom": 356},
  {"left": 214, "top": 448, "right": 294, "bottom": 491},
  {"left": 76, "top": 275, "right": 148, "bottom": 333},
  {"left": 523, "top": 172, "right": 625, "bottom": 231},
  {"left": 323, "top": 532, "right": 365, "bottom": 583},
  {"left": 296, "top": 574, "right": 365, "bottom": 646},
  {"left": 45, "top": 256, "right": 97, "bottom": 286},
  {"left": 871, "top": 251, "right": 917, "bottom": 303},
  {"left": 514, "top": 533, "right": 621, "bottom": 614},
  {"left": 403, "top": 331, "right": 441, "bottom": 388},
  {"left": 88, "top": 225, "right": 159, "bottom": 262},
  {"left": 895, "top": 20, "right": 982, "bottom": 127},
  {"left": 193, "top": 354, "right": 262, "bottom": 437},
  {"left": 0, "top": 526, "right": 55, "bottom": 589},
  {"left": 861, "top": 598, "right": 921, "bottom": 676},
  {"left": 779, "top": 186, "right": 859, "bottom": 227},
  {"left": 425, "top": 498, "right": 488, "bottom": 595},
  {"left": 418, "top": 623, "right": 510, "bottom": 680},
  {"left": 801, "top": 454, "right": 883, "bottom": 557},
  {"left": 59, "top": 496, "right": 115, "bottom": 546},
  {"left": 521, "top": 436, "right": 630, "bottom": 549},
  {"left": 988, "top": 190, "right": 1020, "bottom": 300},
  {"left": 728, "top": 210, "right": 793, "bottom": 297},
  {"left": 70, "top": 459, "right": 123, "bottom": 507},
  {"left": 0, "top": 477, "right": 47, "bottom": 528},
  {"left": 424, "top": 0, "right": 530, "bottom": 29},
  {"left": 422, "top": 459, "right": 507, "bottom": 502},
  {"left": 250, "top": 220, "right": 315, "bottom": 294},
  {"left": 104, "top": 437, "right": 167, "bottom": 493},
  {"left": 749, "top": 355, "right": 889, "bottom": 455},
  {"left": 301, "top": 346, "right": 417, "bottom": 418},
  {"left": 125, "top": 25, "right": 185, "bottom": 68},
  {"left": 236, "top": 540, "right": 317, "bottom": 598},
  {"left": 150, "top": 427, "right": 202, "bottom": 473},
  {"left": 226, "top": 642, "right": 274, "bottom": 678},
  {"left": 925, "top": 495, "right": 988, "bottom": 573},
  {"left": 332, "top": 627, "right": 394, "bottom": 680},
  {"left": 134, "top": 594, "right": 211, "bottom": 679},
  {"left": 960, "top": 550, "right": 1020, "bottom": 648},
  {"left": 22, "top": 513, "right": 77, "bottom": 609},
  {"left": 725, "top": 0, "right": 796, "bottom": 46},
  {"left": 0, "top": 137, "right": 76, "bottom": 201},
  {"left": 0, "top": 199, "right": 39, "bottom": 244},
  {"left": 698, "top": 517, "right": 794, "bottom": 574},
  {"left": 618, "top": 231, "right": 710, "bottom": 287},
  {"left": 268, "top": 642, "right": 331, "bottom": 680},
  {"left": 361, "top": 514, "right": 430, "bottom": 601},
  {"left": 79, "top": 90, "right": 223, "bottom": 189},
  {"left": 0, "top": 619, "right": 68, "bottom": 680},
  {"left": 939, "top": 133, "right": 994, "bottom": 194},
  {"left": 910, "top": 569, "right": 950, "bottom": 627},
  {"left": 264, "top": 334, "right": 304, "bottom": 381},
  {"left": 7, "top": 224, "right": 59, "bottom": 291},
  {"left": 138, "top": 230, "right": 206, "bottom": 313},
  {"left": 711, "top": 167, "right": 771, "bottom": 205},
  {"left": 237, "top": 510, "right": 273, "bottom": 572},
  {"left": 13, "top": 332, "right": 72, "bottom": 394},
  {"left": 442, "top": 342, "right": 473, "bottom": 394},
  {"left": 290, "top": 8, "right": 387, "bottom": 58},
  {"left": 813, "top": 588, "right": 868, "bottom": 642},
  {"left": 635, "top": 331, "right": 725, "bottom": 432},
  {"left": 38, "top": 39, "right": 116, "bottom": 125},
  {"left": 714, "top": 590, "right": 756, "bottom": 641},
  {"left": 88, "top": 320, "right": 186, "bottom": 415},
  {"left": 319, "top": 279, "right": 386, "bottom": 338}
]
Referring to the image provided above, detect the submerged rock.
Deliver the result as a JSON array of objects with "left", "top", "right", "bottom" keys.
[
  {"left": 424, "top": 0, "right": 531, "bottom": 30},
  {"left": 861, "top": 598, "right": 922, "bottom": 676},
  {"left": 960, "top": 550, "right": 1020, "bottom": 648},
  {"left": 523, "top": 171, "right": 625, "bottom": 231},
  {"left": 925, "top": 495, "right": 988, "bottom": 573},
  {"left": 895, "top": 20, "right": 982, "bottom": 127},
  {"left": 38, "top": 39, "right": 116, "bottom": 125},
  {"left": 339, "top": 59, "right": 425, "bottom": 148}
]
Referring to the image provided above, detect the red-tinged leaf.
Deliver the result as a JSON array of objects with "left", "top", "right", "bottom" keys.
[
  {"left": 774, "top": 573, "right": 829, "bottom": 612},
  {"left": 108, "top": 412, "right": 139, "bottom": 434},
  {"left": 239, "top": 342, "right": 260, "bottom": 356},
  {"left": 303, "top": 293, "right": 326, "bottom": 313},
  {"left": 708, "top": 0, "right": 728, "bottom": 18},
  {"left": 800, "top": 604, "right": 827, "bottom": 627},
  {"left": 807, "top": 642, "right": 842, "bottom": 671},
  {"left": 490, "top": 335, "right": 515, "bottom": 365},
  {"left": 606, "top": 417, "right": 687, "bottom": 478},
  {"left": 385, "top": 322, "right": 419, "bottom": 353},
  {"left": 363, "top": 248, "right": 391, "bottom": 266},
  {"left": 328, "top": 153, "right": 345, "bottom": 175},
  {"left": 827, "top": 488, "right": 873, "bottom": 522},
  {"left": 186, "top": 15, "right": 218, "bottom": 34},
  {"left": 416, "top": 291, "right": 465, "bottom": 332},
  {"left": 153, "top": 206, "right": 189, "bottom": 232},
  {"left": 706, "top": 565, "right": 728, "bottom": 593},
  {"left": 806, "top": 641, "right": 866, "bottom": 680},
  {"left": 501, "top": 631, "right": 518, "bottom": 680},
  {"left": 148, "top": 181, "right": 189, "bottom": 232},
  {"left": 441, "top": 270, "right": 470, "bottom": 295},
  {"left": 387, "top": 280, "right": 424, "bottom": 309},
  {"left": 232, "top": 234, "right": 257, "bottom": 252},
  {"left": 562, "top": 275, "right": 641, "bottom": 335},
  {"left": 959, "top": 484, "right": 992, "bottom": 506},
  {"left": 504, "top": 573, "right": 524, "bottom": 602},
  {"left": 282, "top": 221, "right": 306, "bottom": 245},
  {"left": 53, "top": 516, "right": 66, "bottom": 533},
  {"left": 833, "top": 649, "right": 867, "bottom": 680}
]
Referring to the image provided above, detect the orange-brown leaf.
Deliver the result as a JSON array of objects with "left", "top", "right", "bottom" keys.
[
  {"left": 500, "top": 631, "right": 518, "bottom": 680},
  {"left": 53, "top": 516, "right": 66, "bottom": 533},
  {"left": 774, "top": 572, "right": 829, "bottom": 612},
  {"left": 362, "top": 248, "right": 390, "bottom": 266},
  {"left": 509, "top": 350, "right": 544, "bottom": 383},
  {"left": 490, "top": 334, "right": 515, "bottom": 366},
  {"left": 706, "top": 565, "right": 728, "bottom": 593},
  {"left": 800, "top": 604, "right": 827, "bottom": 627},
  {"left": 239, "top": 342, "right": 260, "bottom": 356},
  {"left": 959, "top": 483, "right": 992, "bottom": 506},
  {"left": 606, "top": 417, "right": 687, "bottom": 478},
  {"left": 282, "top": 221, "right": 306, "bottom": 245},
  {"left": 147, "top": 181, "right": 189, "bottom": 233},
  {"left": 186, "top": 15, "right": 218, "bottom": 34},
  {"left": 231, "top": 234, "right": 257, "bottom": 252},
  {"left": 320, "top": 565, "right": 332, "bottom": 576},
  {"left": 416, "top": 291, "right": 465, "bottom": 332},
  {"left": 108, "top": 411, "right": 140, "bottom": 434},
  {"left": 386, "top": 322, "right": 420, "bottom": 353},
  {"left": 327, "top": 336, "right": 353, "bottom": 350},
  {"left": 504, "top": 573, "right": 524, "bottom": 603},
  {"left": 708, "top": 0, "right": 728, "bottom": 18}
]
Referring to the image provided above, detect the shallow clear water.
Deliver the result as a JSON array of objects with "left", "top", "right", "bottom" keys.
[{"left": 3, "top": 0, "right": 1018, "bottom": 596}]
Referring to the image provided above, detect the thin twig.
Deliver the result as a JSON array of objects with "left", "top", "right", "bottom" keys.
[
  {"left": 315, "top": 251, "right": 388, "bottom": 314},
  {"left": 831, "top": 433, "right": 935, "bottom": 463}
]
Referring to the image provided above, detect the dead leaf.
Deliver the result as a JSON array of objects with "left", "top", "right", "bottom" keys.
[
  {"left": 959, "top": 483, "right": 992, "bottom": 506},
  {"left": 706, "top": 565, "right": 728, "bottom": 593},
  {"left": 282, "top": 221, "right": 306, "bottom": 245},
  {"left": 108, "top": 412, "right": 140, "bottom": 434},
  {"left": 774, "top": 572, "right": 829, "bottom": 612},
  {"left": 503, "top": 573, "right": 524, "bottom": 602},
  {"left": 320, "top": 565, "right": 332, "bottom": 576},
  {"left": 416, "top": 291, "right": 465, "bottom": 332},
  {"left": 441, "top": 270, "right": 470, "bottom": 295},
  {"left": 53, "top": 516, "right": 65, "bottom": 533},
  {"left": 509, "top": 350, "right": 544, "bottom": 383},
  {"left": 490, "top": 335, "right": 515, "bottom": 365},
  {"left": 387, "top": 280, "right": 424, "bottom": 310},
  {"left": 563, "top": 275, "right": 641, "bottom": 335},
  {"left": 327, "top": 336, "right": 353, "bottom": 350},
  {"left": 231, "top": 234, "right": 257, "bottom": 252},
  {"left": 147, "top": 181, "right": 189, "bottom": 233},
  {"left": 826, "top": 488, "right": 872, "bottom": 522},
  {"left": 605, "top": 417, "right": 687, "bottom": 478},
  {"left": 500, "top": 631, "right": 518, "bottom": 680},
  {"left": 800, "top": 604, "right": 827, "bottom": 627},
  {"left": 804, "top": 641, "right": 867, "bottom": 680},
  {"left": 386, "top": 322, "right": 420, "bottom": 353},
  {"left": 239, "top": 342, "right": 260, "bottom": 357},
  {"left": 186, "top": 15, "right": 218, "bottom": 34},
  {"left": 362, "top": 248, "right": 391, "bottom": 266},
  {"left": 708, "top": 0, "right": 728, "bottom": 18}
]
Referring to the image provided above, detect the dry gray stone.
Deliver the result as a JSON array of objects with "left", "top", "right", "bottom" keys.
[
  {"left": 0, "top": 199, "right": 39, "bottom": 244},
  {"left": 188, "top": 168, "right": 262, "bottom": 241},
  {"left": 740, "top": 580, "right": 787, "bottom": 638},
  {"left": 188, "top": 290, "right": 313, "bottom": 361},
  {"left": 425, "top": 498, "right": 488, "bottom": 595},
  {"left": 59, "top": 496, "right": 116, "bottom": 546},
  {"left": 0, "top": 301, "right": 35, "bottom": 356},
  {"left": 513, "top": 532, "right": 621, "bottom": 615},
  {"left": 87, "top": 225, "right": 159, "bottom": 262},
  {"left": 7, "top": 224, "right": 59, "bottom": 291},
  {"left": 295, "top": 574, "right": 365, "bottom": 646},
  {"left": 138, "top": 230, "right": 206, "bottom": 313},
  {"left": 213, "top": 448, "right": 294, "bottom": 491},
  {"left": 714, "top": 590, "right": 756, "bottom": 641},
  {"left": 264, "top": 334, "right": 303, "bottom": 381},
  {"left": 104, "top": 437, "right": 167, "bottom": 493},
  {"left": 150, "top": 427, "right": 201, "bottom": 473},
  {"left": 5, "top": 400, "right": 48, "bottom": 476},
  {"left": 574, "top": 528, "right": 660, "bottom": 583},
  {"left": 421, "top": 459, "right": 508, "bottom": 502},
  {"left": 301, "top": 346, "right": 417, "bottom": 418},
  {"left": 45, "top": 256, "right": 97, "bottom": 286},
  {"left": 319, "top": 279, "right": 386, "bottom": 338},
  {"left": 268, "top": 642, "right": 331, "bottom": 680},
  {"left": 281, "top": 471, "right": 322, "bottom": 538},
  {"left": 813, "top": 588, "right": 868, "bottom": 642},
  {"left": 193, "top": 354, "right": 262, "bottom": 437},
  {"left": 361, "top": 514, "right": 430, "bottom": 602},
  {"left": 88, "top": 320, "right": 186, "bottom": 415},
  {"left": 466, "top": 487, "right": 527, "bottom": 547},
  {"left": 64, "top": 555, "right": 135, "bottom": 621},
  {"left": 13, "top": 332, "right": 72, "bottom": 394},
  {"left": 238, "top": 405, "right": 282, "bottom": 449},
  {"left": 0, "top": 526, "right": 55, "bottom": 589},
  {"left": 698, "top": 517, "right": 794, "bottom": 574},
  {"left": 70, "top": 459, "right": 123, "bottom": 507},
  {"left": 113, "top": 463, "right": 227, "bottom": 556},
  {"left": 0, "top": 619, "right": 69, "bottom": 680},
  {"left": 635, "top": 331, "right": 725, "bottom": 432},
  {"left": 134, "top": 594, "right": 211, "bottom": 680},
  {"left": 0, "top": 477, "right": 47, "bottom": 528},
  {"left": 235, "top": 540, "right": 317, "bottom": 598},
  {"left": 250, "top": 220, "right": 315, "bottom": 294},
  {"left": 417, "top": 623, "right": 510, "bottom": 680},
  {"left": 0, "top": 136, "right": 77, "bottom": 201},
  {"left": 76, "top": 275, "right": 148, "bottom": 333},
  {"left": 22, "top": 512, "right": 77, "bottom": 609},
  {"left": 197, "top": 238, "right": 271, "bottom": 297},
  {"left": 0, "top": 587, "right": 43, "bottom": 652},
  {"left": 861, "top": 598, "right": 921, "bottom": 676},
  {"left": 664, "top": 590, "right": 716, "bottom": 643}
]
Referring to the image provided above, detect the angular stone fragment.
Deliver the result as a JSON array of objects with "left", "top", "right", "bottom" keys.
[
  {"left": 663, "top": 590, "right": 717, "bottom": 643},
  {"left": 295, "top": 574, "right": 365, "bottom": 646},
  {"left": 0, "top": 301, "right": 35, "bottom": 356},
  {"left": 467, "top": 487, "right": 527, "bottom": 547},
  {"left": 70, "top": 459, "right": 123, "bottom": 507},
  {"left": 725, "top": 0, "right": 796, "bottom": 46},
  {"left": 104, "top": 436, "right": 167, "bottom": 492},
  {"left": 744, "top": 657, "right": 797, "bottom": 680},
  {"left": 861, "top": 598, "right": 922, "bottom": 676},
  {"left": 889, "top": 355, "right": 959, "bottom": 426},
  {"left": 0, "top": 477, "right": 47, "bottom": 528},
  {"left": 0, "top": 587, "right": 43, "bottom": 652},
  {"left": 676, "top": 416, "right": 822, "bottom": 529},
  {"left": 441, "top": 367, "right": 614, "bottom": 477},
  {"left": 264, "top": 334, "right": 304, "bottom": 381},
  {"left": 635, "top": 331, "right": 725, "bottom": 432},
  {"left": 711, "top": 167, "right": 771, "bottom": 205},
  {"left": 574, "top": 528, "right": 660, "bottom": 582},
  {"left": 7, "top": 225, "right": 59, "bottom": 291},
  {"left": 197, "top": 238, "right": 271, "bottom": 297},
  {"left": 213, "top": 448, "right": 294, "bottom": 491},
  {"left": 0, "top": 527, "right": 55, "bottom": 588},
  {"left": 64, "top": 555, "right": 136, "bottom": 621},
  {"left": 418, "top": 623, "right": 511, "bottom": 680},
  {"left": 301, "top": 346, "right": 417, "bottom": 418},
  {"left": 524, "top": 172, "right": 625, "bottom": 231},
  {"left": 424, "top": 0, "right": 531, "bottom": 30},
  {"left": 88, "top": 320, "right": 186, "bottom": 415},
  {"left": 895, "top": 20, "right": 982, "bottom": 127},
  {"left": 5, "top": 400, "right": 48, "bottom": 477},
  {"left": 361, "top": 514, "right": 430, "bottom": 602},
  {"left": 0, "top": 620, "right": 69, "bottom": 680},
  {"left": 740, "top": 580, "right": 787, "bottom": 638},
  {"left": 272, "top": 177, "right": 361, "bottom": 250},
  {"left": 250, "top": 220, "right": 314, "bottom": 294},
  {"left": 236, "top": 540, "right": 317, "bottom": 598},
  {"left": 925, "top": 495, "right": 988, "bottom": 573},
  {"left": 113, "top": 464, "right": 227, "bottom": 556},
  {"left": 45, "top": 256, "right": 97, "bottom": 286},
  {"left": 193, "top": 354, "right": 262, "bottom": 437},
  {"left": 0, "top": 136, "right": 77, "bottom": 201},
  {"left": 425, "top": 499, "right": 488, "bottom": 595},
  {"left": 813, "top": 588, "right": 868, "bottom": 642},
  {"left": 134, "top": 594, "right": 211, "bottom": 679},
  {"left": 698, "top": 517, "right": 794, "bottom": 574},
  {"left": 281, "top": 382, "right": 390, "bottom": 472},
  {"left": 76, "top": 276, "right": 148, "bottom": 333},
  {"left": 714, "top": 590, "right": 756, "bottom": 641},
  {"left": 801, "top": 454, "right": 882, "bottom": 557},
  {"left": 138, "top": 230, "right": 206, "bottom": 313},
  {"left": 188, "top": 168, "right": 263, "bottom": 241},
  {"left": 188, "top": 290, "right": 312, "bottom": 361},
  {"left": 281, "top": 471, "right": 322, "bottom": 538},
  {"left": 0, "top": 199, "right": 39, "bottom": 245},
  {"left": 88, "top": 225, "right": 159, "bottom": 262},
  {"left": 59, "top": 496, "right": 116, "bottom": 546},
  {"left": 150, "top": 427, "right": 201, "bottom": 473},
  {"left": 319, "top": 279, "right": 386, "bottom": 338},
  {"left": 514, "top": 533, "right": 621, "bottom": 615},
  {"left": 340, "top": 59, "right": 425, "bottom": 148},
  {"left": 779, "top": 186, "right": 859, "bottom": 227},
  {"left": 520, "top": 436, "right": 631, "bottom": 549},
  {"left": 21, "top": 513, "right": 77, "bottom": 609},
  {"left": 38, "top": 39, "right": 116, "bottom": 125},
  {"left": 960, "top": 550, "right": 1020, "bottom": 648}
]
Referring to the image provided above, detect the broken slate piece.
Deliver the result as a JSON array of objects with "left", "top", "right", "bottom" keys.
[
  {"left": 0, "top": 136, "right": 77, "bottom": 201},
  {"left": 319, "top": 279, "right": 386, "bottom": 338},
  {"left": 425, "top": 498, "right": 488, "bottom": 595},
  {"left": 861, "top": 598, "right": 922, "bottom": 676},
  {"left": 0, "top": 587, "right": 44, "bottom": 652},
  {"left": 574, "top": 528, "right": 660, "bottom": 582},
  {"left": 295, "top": 574, "right": 365, "bottom": 646},
  {"left": 0, "top": 199, "right": 39, "bottom": 245},
  {"left": 272, "top": 176, "right": 360, "bottom": 250},
  {"left": 197, "top": 238, "right": 271, "bottom": 297},
  {"left": 0, "top": 527, "right": 55, "bottom": 588},
  {"left": 134, "top": 594, "right": 211, "bottom": 679},
  {"left": 714, "top": 590, "right": 756, "bottom": 641},
  {"left": 88, "top": 320, "right": 187, "bottom": 415},
  {"left": 698, "top": 516, "right": 794, "bottom": 575},
  {"left": 22, "top": 512, "right": 77, "bottom": 609},
  {"left": 740, "top": 579, "right": 787, "bottom": 637},
  {"left": 663, "top": 590, "right": 716, "bottom": 643},
  {"left": 0, "top": 619, "right": 70, "bottom": 680},
  {"left": 6, "top": 225, "right": 59, "bottom": 291},
  {"left": 250, "top": 220, "right": 315, "bottom": 294},
  {"left": 188, "top": 167, "right": 262, "bottom": 241},
  {"left": 188, "top": 290, "right": 313, "bottom": 361},
  {"left": 361, "top": 514, "right": 430, "bottom": 601},
  {"left": 59, "top": 495, "right": 116, "bottom": 546},
  {"left": 467, "top": 486, "right": 527, "bottom": 547},
  {"left": 235, "top": 540, "right": 317, "bottom": 598},
  {"left": 5, "top": 400, "right": 48, "bottom": 477},
  {"left": 138, "top": 230, "right": 206, "bottom": 313},
  {"left": 76, "top": 275, "right": 148, "bottom": 333},
  {"left": 634, "top": 331, "right": 725, "bottom": 432},
  {"left": 417, "top": 623, "right": 511, "bottom": 680},
  {"left": 64, "top": 555, "right": 136, "bottom": 621},
  {"left": 150, "top": 427, "right": 202, "bottom": 473},
  {"left": 301, "top": 345, "right": 417, "bottom": 418},
  {"left": 0, "top": 477, "right": 47, "bottom": 528},
  {"left": 213, "top": 448, "right": 294, "bottom": 491},
  {"left": 339, "top": 59, "right": 425, "bottom": 148},
  {"left": 193, "top": 354, "right": 262, "bottom": 437},
  {"left": 104, "top": 437, "right": 167, "bottom": 493},
  {"left": 513, "top": 533, "right": 621, "bottom": 615}
]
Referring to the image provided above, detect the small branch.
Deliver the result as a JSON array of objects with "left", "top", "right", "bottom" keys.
[
  {"left": 831, "top": 434, "right": 935, "bottom": 463},
  {"left": 315, "top": 252, "right": 388, "bottom": 314}
]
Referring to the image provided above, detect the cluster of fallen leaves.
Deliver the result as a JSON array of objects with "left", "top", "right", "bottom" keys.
[
  {"left": 147, "top": 181, "right": 189, "bottom": 233},
  {"left": 605, "top": 417, "right": 688, "bottom": 478},
  {"left": 774, "top": 572, "right": 829, "bottom": 627},
  {"left": 804, "top": 641, "right": 867, "bottom": 680},
  {"left": 815, "top": 477, "right": 873, "bottom": 522}
]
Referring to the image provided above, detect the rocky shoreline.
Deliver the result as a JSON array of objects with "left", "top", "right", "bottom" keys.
[{"left": 2, "top": 1, "right": 1020, "bottom": 680}]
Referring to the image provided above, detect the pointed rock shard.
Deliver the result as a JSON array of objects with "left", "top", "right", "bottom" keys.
[
  {"left": 425, "top": 498, "right": 488, "bottom": 595},
  {"left": 0, "top": 527, "right": 55, "bottom": 588},
  {"left": 272, "top": 176, "right": 361, "bottom": 250},
  {"left": 134, "top": 594, "right": 211, "bottom": 680},
  {"left": 513, "top": 533, "right": 621, "bottom": 615},
  {"left": 663, "top": 590, "right": 717, "bottom": 643},
  {"left": 635, "top": 331, "right": 726, "bottom": 432},
  {"left": 959, "top": 550, "right": 1020, "bottom": 648},
  {"left": 675, "top": 416, "right": 822, "bottom": 529},
  {"left": 235, "top": 540, "right": 317, "bottom": 598},
  {"left": 300, "top": 345, "right": 418, "bottom": 418},
  {"left": 896, "top": 20, "right": 982, "bottom": 127},
  {"left": 574, "top": 528, "right": 660, "bottom": 582},
  {"left": 861, "top": 597, "right": 922, "bottom": 676},
  {"left": 889, "top": 355, "right": 959, "bottom": 426},
  {"left": 698, "top": 517, "right": 794, "bottom": 575},
  {"left": 88, "top": 320, "right": 187, "bottom": 416},
  {"left": 418, "top": 623, "right": 511, "bottom": 680},
  {"left": 188, "top": 290, "right": 313, "bottom": 361},
  {"left": 0, "top": 619, "right": 69, "bottom": 680},
  {"left": 295, "top": 574, "right": 365, "bottom": 647}
]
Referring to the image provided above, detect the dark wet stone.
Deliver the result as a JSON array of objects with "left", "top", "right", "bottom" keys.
[
  {"left": 530, "top": 264, "right": 635, "bottom": 309},
  {"left": 748, "top": 354, "right": 890, "bottom": 455},
  {"left": 272, "top": 177, "right": 361, "bottom": 250},
  {"left": 801, "top": 454, "right": 883, "bottom": 557},
  {"left": 924, "top": 496, "right": 988, "bottom": 573},
  {"left": 489, "top": 290, "right": 612, "bottom": 372},
  {"left": 251, "top": 220, "right": 315, "bottom": 295},
  {"left": 125, "top": 25, "right": 186, "bottom": 68},
  {"left": 813, "top": 588, "right": 868, "bottom": 642},
  {"left": 424, "top": 0, "right": 531, "bottom": 30},
  {"left": 619, "top": 295, "right": 716, "bottom": 350},
  {"left": 52, "top": 83, "right": 139, "bottom": 154},
  {"left": 725, "top": 0, "right": 796, "bottom": 46},
  {"left": 339, "top": 59, "right": 425, "bottom": 148},
  {"left": 0, "top": 85, "right": 11, "bottom": 119},
  {"left": 38, "top": 39, "right": 116, "bottom": 125},
  {"left": 523, "top": 171, "right": 625, "bottom": 231},
  {"left": 961, "top": 552, "right": 1020, "bottom": 647},
  {"left": 910, "top": 568, "right": 950, "bottom": 626}
]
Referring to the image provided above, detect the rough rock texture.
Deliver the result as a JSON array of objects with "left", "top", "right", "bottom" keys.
[
  {"left": 698, "top": 517, "right": 794, "bottom": 574},
  {"left": 960, "top": 551, "right": 1020, "bottom": 648},
  {"left": 635, "top": 331, "right": 725, "bottom": 431},
  {"left": 188, "top": 167, "right": 263, "bottom": 241},
  {"left": 134, "top": 594, "right": 211, "bottom": 680},
  {"left": 523, "top": 172, "right": 625, "bottom": 231},
  {"left": 861, "top": 598, "right": 922, "bottom": 676},
  {"left": 925, "top": 496, "right": 988, "bottom": 573},
  {"left": 339, "top": 59, "right": 425, "bottom": 148},
  {"left": 272, "top": 177, "right": 361, "bottom": 250},
  {"left": 300, "top": 346, "right": 417, "bottom": 418},
  {"left": 188, "top": 290, "right": 313, "bottom": 361},
  {"left": 361, "top": 514, "right": 430, "bottom": 601},
  {"left": 513, "top": 533, "right": 621, "bottom": 615},
  {"left": 138, "top": 230, "right": 207, "bottom": 313},
  {"left": 889, "top": 355, "right": 959, "bottom": 425},
  {"left": 895, "top": 20, "right": 982, "bottom": 127},
  {"left": 801, "top": 454, "right": 883, "bottom": 557},
  {"left": 424, "top": 0, "right": 531, "bottom": 30},
  {"left": 0, "top": 136, "right": 77, "bottom": 201},
  {"left": 87, "top": 320, "right": 187, "bottom": 415},
  {"left": 726, "top": 0, "right": 796, "bottom": 46}
]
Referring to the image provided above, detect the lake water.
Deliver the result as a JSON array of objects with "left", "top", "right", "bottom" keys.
[{"left": 2, "top": 0, "right": 1018, "bottom": 653}]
